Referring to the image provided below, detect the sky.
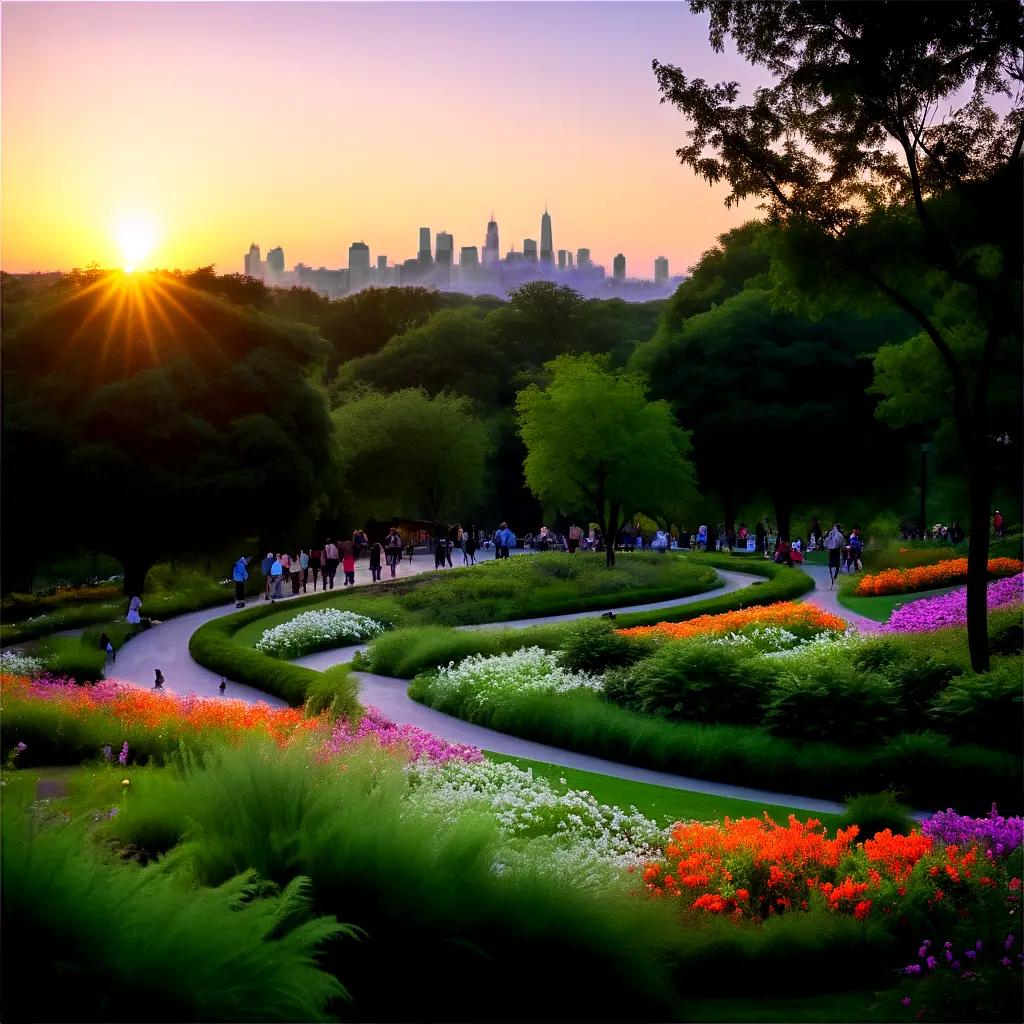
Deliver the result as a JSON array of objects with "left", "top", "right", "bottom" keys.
[{"left": 2, "top": 1, "right": 763, "bottom": 278}]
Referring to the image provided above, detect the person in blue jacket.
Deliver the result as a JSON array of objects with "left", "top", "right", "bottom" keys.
[{"left": 232, "top": 555, "right": 250, "bottom": 608}]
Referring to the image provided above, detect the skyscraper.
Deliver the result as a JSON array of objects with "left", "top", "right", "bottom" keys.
[
  {"left": 576, "top": 248, "right": 591, "bottom": 268},
  {"left": 483, "top": 213, "right": 500, "bottom": 264},
  {"left": 265, "top": 246, "right": 285, "bottom": 282},
  {"left": 349, "top": 241, "right": 370, "bottom": 292},
  {"left": 557, "top": 249, "right": 567, "bottom": 270},
  {"left": 523, "top": 238, "right": 538, "bottom": 262},
  {"left": 460, "top": 246, "right": 479, "bottom": 268},
  {"left": 377, "top": 255, "right": 387, "bottom": 272},
  {"left": 540, "top": 206, "right": 553, "bottom": 264},
  {"left": 418, "top": 227, "right": 432, "bottom": 266},
  {"left": 244, "top": 243, "right": 263, "bottom": 279},
  {"left": 435, "top": 231, "right": 454, "bottom": 266},
  {"left": 567, "top": 251, "right": 574, "bottom": 268},
  {"left": 654, "top": 256, "right": 669, "bottom": 283},
  {"left": 613, "top": 253, "right": 626, "bottom": 280}
]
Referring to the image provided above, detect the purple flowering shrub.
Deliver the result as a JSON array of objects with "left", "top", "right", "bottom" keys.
[
  {"left": 922, "top": 806, "right": 1024, "bottom": 858},
  {"left": 886, "top": 574, "right": 1023, "bottom": 633},
  {"left": 322, "top": 706, "right": 482, "bottom": 765}
]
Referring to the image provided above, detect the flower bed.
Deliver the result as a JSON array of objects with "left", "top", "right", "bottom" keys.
[
  {"left": 429, "top": 647, "right": 604, "bottom": 712},
  {"left": 922, "top": 806, "right": 1024, "bottom": 857},
  {"left": 642, "top": 813, "right": 1022, "bottom": 926},
  {"left": 885, "top": 574, "right": 1024, "bottom": 633},
  {"left": 254, "top": 609, "right": 386, "bottom": 658},
  {"left": 855, "top": 558, "right": 1023, "bottom": 597},
  {"left": 617, "top": 602, "right": 847, "bottom": 642},
  {"left": 1, "top": 674, "right": 479, "bottom": 766}
]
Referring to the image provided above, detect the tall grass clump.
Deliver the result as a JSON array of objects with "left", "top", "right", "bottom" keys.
[
  {"left": 1, "top": 812, "right": 350, "bottom": 1022},
  {"left": 836, "top": 791, "right": 916, "bottom": 837}
]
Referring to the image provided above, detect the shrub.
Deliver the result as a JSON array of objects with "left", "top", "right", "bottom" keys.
[
  {"left": 613, "top": 640, "right": 773, "bottom": 725},
  {"left": 34, "top": 636, "right": 107, "bottom": 683},
  {"left": 837, "top": 791, "right": 915, "bottom": 837},
  {"left": 255, "top": 609, "right": 386, "bottom": 659},
  {"left": 1, "top": 812, "right": 349, "bottom": 1022},
  {"left": 852, "top": 636, "right": 960, "bottom": 710},
  {"left": 988, "top": 606, "right": 1024, "bottom": 655},
  {"left": 558, "top": 618, "right": 655, "bottom": 674},
  {"left": 763, "top": 661, "right": 904, "bottom": 746},
  {"left": 928, "top": 661, "right": 1023, "bottom": 750}
]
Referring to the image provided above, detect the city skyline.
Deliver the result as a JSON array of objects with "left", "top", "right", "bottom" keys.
[{"left": 2, "top": 2, "right": 761, "bottom": 276}]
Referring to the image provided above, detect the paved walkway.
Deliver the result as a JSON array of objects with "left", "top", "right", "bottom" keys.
[{"left": 798, "top": 562, "right": 884, "bottom": 632}]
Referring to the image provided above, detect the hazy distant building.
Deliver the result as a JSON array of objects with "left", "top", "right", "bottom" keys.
[
  {"left": 400, "top": 258, "right": 420, "bottom": 284},
  {"left": 613, "top": 253, "right": 626, "bottom": 280},
  {"left": 523, "top": 238, "right": 538, "bottom": 263},
  {"left": 540, "top": 207, "right": 553, "bottom": 264},
  {"left": 435, "top": 231, "right": 454, "bottom": 266},
  {"left": 567, "top": 251, "right": 574, "bottom": 268},
  {"left": 296, "top": 263, "right": 346, "bottom": 297},
  {"left": 654, "top": 256, "right": 669, "bottom": 283},
  {"left": 265, "top": 246, "right": 285, "bottom": 282},
  {"left": 576, "top": 248, "right": 591, "bottom": 268},
  {"left": 557, "top": 249, "right": 567, "bottom": 270},
  {"left": 418, "top": 227, "right": 432, "bottom": 267},
  {"left": 348, "top": 241, "right": 371, "bottom": 291},
  {"left": 377, "top": 255, "right": 387, "bottom": 272},
  {"left": 505, "top": 250, "right": 525, "bottom": 263},
  {"left": 460, "top": 246, "right": 479, "bottom": 268},
  {"left": 483, "top": 214, "right": 500, "bottom": 264},
  {"left": 244, "top": 243, "right": 263, "bottom": 280}
]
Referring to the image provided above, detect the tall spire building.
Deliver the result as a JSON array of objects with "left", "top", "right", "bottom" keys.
[
  {"left": 483, "top": 213, "right": 500, "bottom": 265},
  {"left": 540, "top": 204, "right": 553, "bottom": 265}
]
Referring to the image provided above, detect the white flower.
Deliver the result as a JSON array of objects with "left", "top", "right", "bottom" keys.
[
  {"left": 255, "top": 609, "right": 386, "bottom": 657},
  {"left": 0, "top": 650, "right": 44, "bottom": 676}
]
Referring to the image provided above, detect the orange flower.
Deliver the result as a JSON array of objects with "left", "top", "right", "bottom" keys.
[
  {"left": 617, "top": 602, "right": 846, "bottom": 641},
  {"left": 855, "top": 557, "right": 1023, "bottom": 597}
]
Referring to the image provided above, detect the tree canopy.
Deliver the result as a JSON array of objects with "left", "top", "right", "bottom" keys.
[{"left": 516, "top": 355, "right": 696, "bottom": 565}]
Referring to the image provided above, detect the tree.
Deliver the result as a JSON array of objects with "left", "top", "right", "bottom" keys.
[
  {"left": 654, "top": 0, "right": 1023, "bottom": 670},
  {"left": 633, "top": 225, "right": 916, "bottom": 538},
  {"left": 2, "top": 271, "right": 333, "bottom": 594},
  {"left": 516, "top": 356, "right": 696, "bottom": 566},
  {"left": 330, "top": 389, "right": 490, "bottom": 528}
]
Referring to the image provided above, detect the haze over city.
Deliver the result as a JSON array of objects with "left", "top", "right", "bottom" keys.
[{"left": 2, "top": 1, "right": 758, "bottom": 277}]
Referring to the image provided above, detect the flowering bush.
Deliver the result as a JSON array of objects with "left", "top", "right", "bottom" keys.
[
  {"left": 618, "top": 602, "right": 846, "bottom": 642},
  {"left": 407, "top": 758, "right": 663, "bottom": 868},
  {"left": 255, "top": 609, "right": 386, "bottom": 657},
  {"left": 922, "top": 806, "right": 1024, "bottom": 858},
  {"left": 885, "top": 574, "right": 1024, "bottom": 633},
  {"left": 427, "top": 647, "right": 604, "bottom": 713},
  {"left": 856, "top": 558, "right": 1023, "bottom": 597},
  {"left": 642, "top": 815, "right": 1023, "bottom": 929},
  {"left": 711, "top": 625, "right": 845, "bottom": 654},
  {"left": 1, "top": 674, "right": 480, "bottom": 767},
  {"left": 0, "top": 650, "right": 44, "bottom": 676}
]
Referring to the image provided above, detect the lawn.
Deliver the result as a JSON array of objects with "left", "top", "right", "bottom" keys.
[{"left": 484, "top": 751, "right": 845, "bottom": 829}]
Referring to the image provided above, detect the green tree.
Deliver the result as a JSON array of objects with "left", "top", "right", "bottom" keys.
[
  {"left": 654, "top": 0, "right": 1023, "bottom": 669},
  {"left": 516, "top": 356, "right": 696, "bottom": 566},
  {"left": 2, "top": 272, "right": 332, "bottom": 594},
  {"left": 331, "top": 389, "right": 490, "bottom": 528}
]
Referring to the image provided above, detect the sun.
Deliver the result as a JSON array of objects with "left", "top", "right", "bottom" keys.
[{"left": 115, "top": 218, "right": 157, "bottom": 273}]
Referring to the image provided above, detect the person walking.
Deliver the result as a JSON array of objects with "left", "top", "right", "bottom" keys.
[
  {"left": 352, "top": 528, "right": 368, "bottom": 561},
  {"left": 270, "top": 554, "right": 285, "bottom": 601},
  {"left": 434, "top": 532, "right": 448, "bottom": 569},
  {"left": 385, "top": 528, "right": 403, "bottom": 577},
  {"left": 823, "top": 522, "right": 845, "bottom": 589},
  {"left": 368, "top": 541, "right": 384, "bottom": 582},
  {"left": 126, "top": 595, "right": 143, "bottom": 625},
  {"left": 465, "top": 526, "right": 478, "bottom": 565},
  {"left": 153, "top": 669, "right": 164, "bottom": 689},
  {"left": 848, "top": 526, "right": 864, "bottom": 572},
  {"left": 323, "top": 539, "right": 340, "bottom": 590},
  {"left": 260, "top": 552, "right": 276, "bottom": 601},
  {"left": 341, "top": 542, "right": 356, "bottom": 586},
  {"left": 568, "top": 523, "right": 582, "bottom": 554},
  {"left": 993, "top": 510, "right": 1005, "bottom": 537},
  {"left": 289, "top": 552, "right": 302, "bottom": 595},
  {"left": 809, "top": 517, "right": 823, "bottom": 552},
  {"left": 309, "top": 545, "right": 323, "bottom": 591},
  {"left": 232, "top": 555, "right": 249, "bottom": 608},
  {"left": 495, "top": 522, "right": 515, "bottom": 559},
  {"left": 299, "top": 549, "right": 310, "bottom": 593}
]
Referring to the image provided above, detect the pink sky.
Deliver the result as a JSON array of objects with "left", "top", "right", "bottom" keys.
[{"left": 3, "top": 2, "right": 761, "bottom": 277}]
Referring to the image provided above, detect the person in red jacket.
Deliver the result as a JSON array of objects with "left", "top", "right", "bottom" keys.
[{"left": 341, "top": 542, "right": 356, "bottom": 587}]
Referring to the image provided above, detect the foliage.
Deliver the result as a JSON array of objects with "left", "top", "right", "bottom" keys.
[
  {"left": 557, "top": 618, "right": 655, "bottom": 674},
  {"left": 330, "top": 387, "right": 490, "bottom": 526},
  {"left": 516, "top": 355, "right": 696, "bottom": 565},
  {"left": 837, "top": 792, "right": 916, "bottom": 839},
  {"left": 2, "top": 273, "right": 333, "bottom": 594},
  {"left": 928, "top": 662, "right": 1024, "bottom": 751},
  {"left": 1, "top": 813, "right": 349, "bottom": 1022}
]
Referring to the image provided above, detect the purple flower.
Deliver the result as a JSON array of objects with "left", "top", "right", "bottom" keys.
[
  {"left": 918, "top": 945, "right": 928, "bottom": 958},
  {"left": 904, "top": 964, "right": 922, "bottom": 975},
  {"left": 15, "top": 741, "right": 27, "bottom": 752},
  {"left": 118, "top": 741, "right": 129, "bottom": 766},
  {"left": 1006, "top": 934, "right": 1016, "bottom": 951},
  {"left": 1000, "top": 957, "right": 1012, "bottom": 968},
  {"left": 102, "top": 745, "right": 112, "bottom": 762},
  {"left": 885, "top": 573, "right": 1023, "bottom": 633},
  {"left": 901, "top": 997, "right": 912, "bottom": 1006},
  {"left": 945, "top": 949, "right": 953, "bottom": 962},
  {"left": 965, "top": 950, "right": 977, "bottom": 960},
  {"left": 921, "top": 805, "right": 1024, "bottom": 857},
  {"left": 926, "top": 956, "right": 937, "bottom": 969}
]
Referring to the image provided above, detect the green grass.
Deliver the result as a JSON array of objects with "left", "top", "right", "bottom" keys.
[
  {"left": 484, "top": 751, "right": 846, "bottom": 829},
  {"left": 837, "top": 585, "right": 964, "bottom": 622}
]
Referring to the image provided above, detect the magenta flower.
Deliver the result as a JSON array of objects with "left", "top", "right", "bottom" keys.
[{"left": 885, "top": 573, "right": 1023, "bottom": 633}]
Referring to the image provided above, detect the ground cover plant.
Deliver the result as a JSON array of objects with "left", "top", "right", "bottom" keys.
[
  {"left": 885, "top": 574, "right": 1024, "bottom": 634},
  {"left": 854, "top": 558, "right": 1023, "bottom": 598},
  {"left": 254, "top": 609, "right": 387, "bottom": 658}
]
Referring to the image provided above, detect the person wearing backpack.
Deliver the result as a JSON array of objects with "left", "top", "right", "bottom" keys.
[
  {"left": 368, "top": 542, "right": 384, "bottom": 582},
  {"left": 232, "top": 555, "right": 250, "bottom": 608}
]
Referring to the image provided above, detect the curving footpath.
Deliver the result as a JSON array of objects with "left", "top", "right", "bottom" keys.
[{"left": 108, "top": 557, "right": 866, "bottom": 814}]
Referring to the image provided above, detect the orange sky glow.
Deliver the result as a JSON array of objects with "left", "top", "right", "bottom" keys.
[{"left": 2, "top": 2, "right": 761, "bottom": 280}]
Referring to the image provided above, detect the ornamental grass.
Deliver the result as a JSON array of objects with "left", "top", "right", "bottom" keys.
[
  {"left": 616, "top": 601, "right": 846, "bottom": 641},
  {"left": 855, "top": 558, "right": 1023, "bottom": 597}
]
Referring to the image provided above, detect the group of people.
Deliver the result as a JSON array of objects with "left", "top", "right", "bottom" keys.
[
  {"left": 432, "top": 524, "right": 483, "bottom": 568},
  {"left": 231, "top": 527, "right": 412, "bottom": 607}
]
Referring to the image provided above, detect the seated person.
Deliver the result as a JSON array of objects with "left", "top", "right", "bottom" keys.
[{"left": 773, "top": 538, "right": 792, "bottom": 565}]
